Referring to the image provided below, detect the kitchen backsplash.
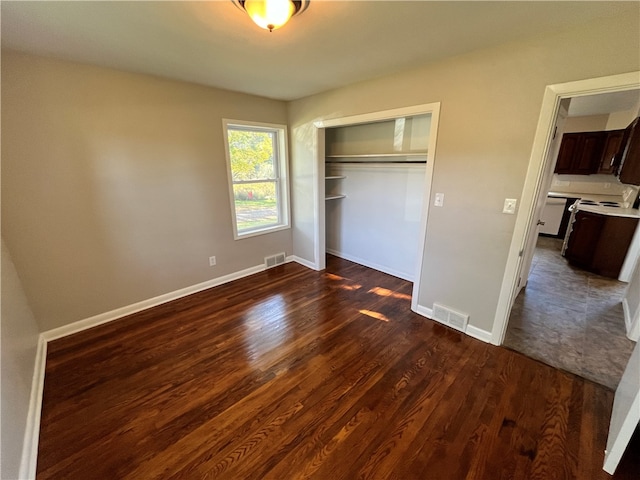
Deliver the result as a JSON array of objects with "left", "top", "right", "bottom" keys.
[
  {"left": 551, "top": 174, "right": 639, "bottom": 206},
  {"left": 551, "top": 174, "right": 627, "bottom": 195}
]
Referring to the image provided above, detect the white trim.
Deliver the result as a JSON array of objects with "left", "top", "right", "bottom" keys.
[
  {"left": 603, "top": 342, "right": 640, "bottom": 474},
  {"left": 313, "top": 103, "right": 441, "bottom": 129},
  {"left": 465, "top": 324, "right": 493, "bottom": 344},
  {"left": 623, "top": 297, "right": 631, "bottom": 334},
  {"left": 604, "top": 390, "right": 640, "bottom": 474},
  {"left": 493, "top": 72, "right": 640, "bottom": 346},
  {"left": 412, "top": 303, "right": 491, "bottom": 343},
  {"left": 42, "top": 263, "right": 266, "bottom": 341},
  {"left": 619, "top": 223, "right": 640, "bottom": 282},
  {"left": 326, "top": 248, "right": 413, "bottom": 281},
  {"left": 288, "top": 255, "right": 320, "bottom": 271},
  {"left": 412, "top": 303, "right": 434, "bottom": 319},
  {"left": 19, "top": 336, "right": 47, "bottom": 480},
  {"left": 315, "top": 127, "right": 326, "bottom": 271},
  {"left": 411, "top": 105, "right": 440, "bottom": 313},
  {"left": 622, "top": 297, "right": 640, "bottom": 342}
]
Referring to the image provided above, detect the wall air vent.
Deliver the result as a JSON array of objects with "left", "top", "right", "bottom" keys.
[
  {"left": 432, "top": 303, "right": 469, "bottom": 332},
  {"left": 265, "top": 252, "right": 286, "bottom": 269}
]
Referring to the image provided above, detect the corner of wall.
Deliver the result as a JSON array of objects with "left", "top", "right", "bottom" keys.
[{"left": 1, "top": 239, "right": 43, "bottom": 480}]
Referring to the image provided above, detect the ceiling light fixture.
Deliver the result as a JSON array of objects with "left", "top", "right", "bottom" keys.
[{"left": 233, "top": 0, "right": 310, "bottom": 32}]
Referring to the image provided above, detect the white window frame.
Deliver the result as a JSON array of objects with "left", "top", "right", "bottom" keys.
[{"left": 222, "top": 119, "right": 291, "bottom": 240}]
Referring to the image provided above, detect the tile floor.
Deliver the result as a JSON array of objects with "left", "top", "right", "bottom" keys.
[{"left": 504, "top": 236, "right": 636, "bottom": 390}]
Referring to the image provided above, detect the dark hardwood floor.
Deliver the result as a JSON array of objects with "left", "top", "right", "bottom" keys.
[{"left": 37, "top": 255, "right": 639, "bottom": 479}]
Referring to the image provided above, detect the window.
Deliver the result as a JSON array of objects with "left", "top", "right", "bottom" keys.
[{"left": 223, "top": 119, "right": 290, "bottom": 239}]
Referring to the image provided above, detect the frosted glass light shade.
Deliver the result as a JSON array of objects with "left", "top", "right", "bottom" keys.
[{"left": 244, "top": 0, "right": 295, "bottom": 32}]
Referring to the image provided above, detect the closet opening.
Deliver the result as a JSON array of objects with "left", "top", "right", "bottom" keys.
[
  {"left": 324, "top": 115, "right": 429, "bottom": 281},
  {"left": 313, "top": 103, "right": 441, "bottom": 309}
]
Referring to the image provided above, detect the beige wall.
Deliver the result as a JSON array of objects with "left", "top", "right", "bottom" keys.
[
  {"left": 607, "top": 107, "right": 640, "bottom": 130},
  {"left": 2, "top": 51, "right": 290, "bottom": 331},
  {"left": 563, "top": 114, "right": 610, "bottom": 133},
  {"left": 288, "top": 12, "right": 640, "bottom": 332},
  {"left": 1, "top": 239, "right": 41, "bottom": 479}
]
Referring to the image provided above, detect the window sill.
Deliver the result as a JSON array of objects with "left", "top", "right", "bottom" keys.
[{"left": 234, "top": 223, "right": 291, "bottom": 240}]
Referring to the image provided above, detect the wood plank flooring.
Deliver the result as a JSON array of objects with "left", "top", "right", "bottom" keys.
[{"left": 37, "top": 255, "right": 639, "bottom": 479}]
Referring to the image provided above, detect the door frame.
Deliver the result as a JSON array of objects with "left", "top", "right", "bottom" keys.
[
  {"left": 492, "top": 71, "right": 640, "bottom": 346},
  {"left": 313, "top": 102, "right": 441, "bottom": 310},
  {"left": 512, "top": 100, "right": 569, "bottom": 303}
]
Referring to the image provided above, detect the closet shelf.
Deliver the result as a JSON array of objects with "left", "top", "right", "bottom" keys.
[
  {"left": 325, "top": 194, "right": 346, "bottom": 201},
  {"left": 325, "top": 175, "right": 347, "bottom": 180},
  {"left": 326, "top": 152, "right": 427, "bottom": 164},
  {"left": 326, "top": 160, "right": 426, "bottom": 164},
  {"left": 326, "top": 152, "right": 427, "bottom": 158}
]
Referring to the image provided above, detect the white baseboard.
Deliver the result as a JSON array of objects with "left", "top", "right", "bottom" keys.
[
  {"left": 325, "top": 248, "right": 413, "bottom": 281},
  {"left": 622, "top": 298, "right": 640, "bottom": 342},
  {"left": 412, "top": 304, "right": 433, "bottom": 319},
  {"left": 623, "top": 298, "right": 631, "bottom": 334},
  {"left": 465, "top": 324, "right": 493, "bottom": 343},
  {"left": 19, "top": 336, "right": 47, "bottom": 480},
  {"left": 42, "top": 263, "right": 267, "bottom": 342},
  {"left": 288, "top": 255, "right": 319, "bottom": 271},
  {"left": 411, "top": 303, "right": 492, "bottom": 344}
]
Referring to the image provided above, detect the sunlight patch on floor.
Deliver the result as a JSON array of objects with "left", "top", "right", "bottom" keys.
[
  {"left": 359, "top": 309, "right": 390, "bottom": 322},
  {"left": 368, "top": 286, "right": 410, "bottom": 300}
]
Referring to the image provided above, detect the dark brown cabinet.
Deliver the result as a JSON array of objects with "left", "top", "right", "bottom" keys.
[
  {"left": 617, "top": 117, "right": 640, "bottom": 185},
  {"left": 554, "top": 132, "right": 605, "bottom": 175},
  {"left": 597, "top": 129, "right": 625, "bottom": 174},
  {"left": 565, "top": 210, "right": 638, "bottom": 278}
]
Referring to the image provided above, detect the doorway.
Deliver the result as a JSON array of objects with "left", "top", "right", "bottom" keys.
[
  {"left": 493, "top": 72, "right": 640, "bottom": 345},
  {"left": 503, "top": 89, "right": 640, "bottom": 390},
  {"left": 492, "top": 72, "right": 640, "bottom": 476}
]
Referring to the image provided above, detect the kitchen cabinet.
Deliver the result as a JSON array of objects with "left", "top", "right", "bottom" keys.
[
  {"left": 618, "top": 117, "right": 640, "bottom": 185},
  {"left": 554, "top": 132, "right": 605, "bottom": 175},
  {"left": 565, "top": 210, "right": 639, "bottom": 278},
  {"left": 597, "top": 129, "right": 625, "bottom": 175}
]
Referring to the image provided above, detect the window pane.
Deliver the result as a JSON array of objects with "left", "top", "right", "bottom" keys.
[
  {"left": 233, "top": 182, "right": 279, "bottom": 232},
  {"left": 228, "top": 129, "right": 275, "bottom": 181}
]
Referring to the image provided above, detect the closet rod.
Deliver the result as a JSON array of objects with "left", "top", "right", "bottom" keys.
[{"left": 325, "top": 160, "right": 426, "bottom": 164}]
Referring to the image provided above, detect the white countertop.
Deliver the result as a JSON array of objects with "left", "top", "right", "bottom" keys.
[
  {"left": 574, "top": 204, "right": 640, "bottom": 219},
  {"left": 548, "top": 191, "right": 640, "bottom": 218}
]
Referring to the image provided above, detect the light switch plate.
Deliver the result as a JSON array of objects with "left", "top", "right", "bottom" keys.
[
  {"left": 434, "top": 193, "right": 444, "bottom": 207},
  {"left": 503, "top": 198, "right": 517, "bottom": 214}
]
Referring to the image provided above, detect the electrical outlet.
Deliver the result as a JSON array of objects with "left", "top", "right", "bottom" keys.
[
  {"left": 434, "top": 193, "right": 444, "bottom": 207},
  {"left": 503, "top": 198, "right": 517, "bottom": 214},
  {"left": 604, "top": 182, "right": 611, "bottom": 189},
  {"left": 553, "top": 179, "right": 570, "bottom": 187},
  {"left": 209, "top": 256, "right": 216, "bottom": 266}
]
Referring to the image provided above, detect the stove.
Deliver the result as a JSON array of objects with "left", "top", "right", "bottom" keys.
[{"left": 577, "top": 199, "right": 622, "bottom": 208}]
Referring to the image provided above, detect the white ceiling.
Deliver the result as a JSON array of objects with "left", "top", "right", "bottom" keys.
[
  {"left": 2, "top": 1, "right": 638, "bottom": 101},
  {"left": 568, "top": 90, "right": 640, "bottom": 117}
]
